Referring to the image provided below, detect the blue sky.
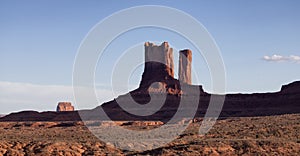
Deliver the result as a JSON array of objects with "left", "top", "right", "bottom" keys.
[{"left": 0, "top": 0, "right": 300, "bottom": 114}]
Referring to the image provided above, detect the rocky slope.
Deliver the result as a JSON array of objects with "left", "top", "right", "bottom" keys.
[{"left": 0, "top": 81, "right": 299, "bottom": 122}]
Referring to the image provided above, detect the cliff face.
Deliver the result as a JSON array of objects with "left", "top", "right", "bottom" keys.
[
  {"left": 280, "top": 81, "right": 300, "bottom": 94},
  {"left": 139, "top": 42, "right": 175, "bottom": 90},
  {"left": 138, "top": 42, "right": 183, "bottom": 94},
  {"left": 179, "top": 49, "right": 192, "bottom": 85}
]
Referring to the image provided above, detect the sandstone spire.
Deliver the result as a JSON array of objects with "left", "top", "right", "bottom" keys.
[
  {"left": 140, "top": 42, "right": 175, "bottom": 89},
  {"left": 178, "top": 49, "right": 192, "bottom": 84}
]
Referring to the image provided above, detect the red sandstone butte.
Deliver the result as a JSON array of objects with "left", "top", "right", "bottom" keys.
[{"left": 56, "top": 102, "right": 74, "bottom": 112}]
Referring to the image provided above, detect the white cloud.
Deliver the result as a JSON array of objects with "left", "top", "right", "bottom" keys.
[
  {"left": 0, "top": 81, "right": 115, "bottom": 114},
  {"left": 263, "top": 54, "right": 300, "bottom": 63},
  {"left": 290, "top": 55, "right": 300, "bottom": 62}
]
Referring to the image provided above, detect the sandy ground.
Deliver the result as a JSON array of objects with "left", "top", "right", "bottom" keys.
[{"left": 0, "top": 114, "right": 300, "bottom": 155}]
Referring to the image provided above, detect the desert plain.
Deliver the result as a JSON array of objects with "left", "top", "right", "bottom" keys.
[{"left": 0, "top": 114, "right": 299, "bottom": 156}]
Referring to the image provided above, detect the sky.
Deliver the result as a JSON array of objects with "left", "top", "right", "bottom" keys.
[{"left": 0, "top": 0, "right": 300, "bottom": 114}]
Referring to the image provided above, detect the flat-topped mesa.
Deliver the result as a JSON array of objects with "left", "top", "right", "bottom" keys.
[
  {"left": 280, "top": 81, "right": 300, "bottom": 94},
  {"left": 179, "top": 49, "right": 192, "bottom": 85},
  {"left": 139, "top": 42, "right": 175, "bottom": 90}
]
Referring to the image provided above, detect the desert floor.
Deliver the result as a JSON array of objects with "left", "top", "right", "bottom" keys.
[{"left": 0, "top": 114, "right": 300, "bottom": 156}]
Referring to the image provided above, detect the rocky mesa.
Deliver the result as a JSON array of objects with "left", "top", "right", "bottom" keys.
[{"left": 0, "top": 42, "right": 300, "bottom": 122}]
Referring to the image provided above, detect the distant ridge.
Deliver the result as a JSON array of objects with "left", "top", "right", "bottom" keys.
[
  {"left": 0, "top": 80, "right": 299, "bottom": 122},
  {"left": 280, "top": 81, "right": 300, "bottom": 94}
]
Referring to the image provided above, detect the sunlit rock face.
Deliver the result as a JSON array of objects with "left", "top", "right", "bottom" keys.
[
  {"left": 179, "top": 49, "right": 192, "bottom": 85},
  {"left": 56, "top": 102, "right": 74, "bottom": 112},
  {"left": 138, "top": 42, "right": 193, "bottom": 95},
  {"left": 139, "top": 42, "right": 175, "bottom": 90}
]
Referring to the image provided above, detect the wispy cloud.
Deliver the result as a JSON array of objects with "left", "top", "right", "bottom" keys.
[
  {"left": 0, "top": 81, "right": 115, "bottom": 114},
  {"left": 263, "top": 54, "right": 300, "bottom": 63}
]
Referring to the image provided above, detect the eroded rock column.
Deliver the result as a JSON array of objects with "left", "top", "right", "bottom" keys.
[
  {"left": 179, "top": 49, "right": 192, "bottom": 84},
  {"left": 140, "top": 42, "right": 175, "bottom": 89}
]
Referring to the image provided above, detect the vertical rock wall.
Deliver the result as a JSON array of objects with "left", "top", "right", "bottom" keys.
[
  {"left": 140, "top": 42, "right": 175, "bottom": 89},
  {"left": 179, "top": 49, "right": 192, "bottom": 84}
]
